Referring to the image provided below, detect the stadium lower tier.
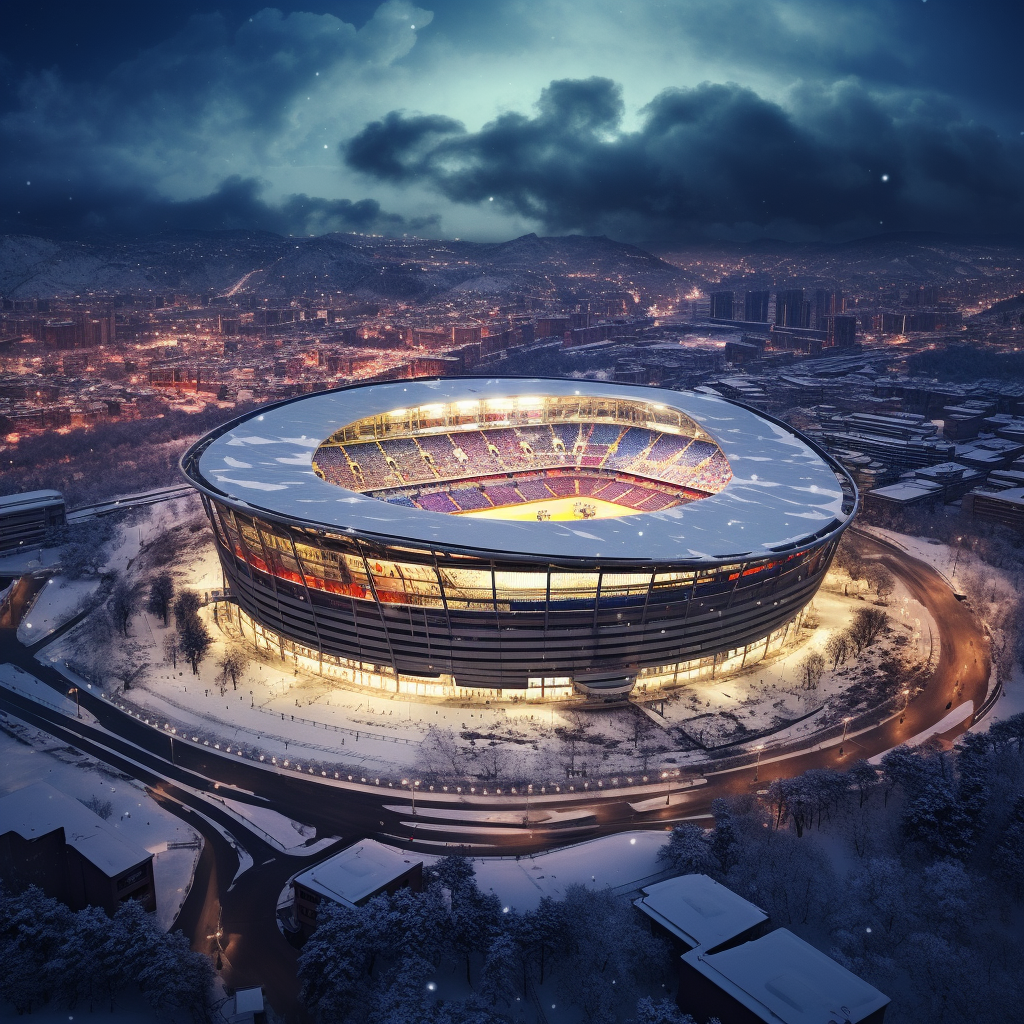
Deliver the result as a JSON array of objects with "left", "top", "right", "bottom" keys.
[
  {"left": 202, "top": 496, "right": 842, "bottom": 693},
  {"left": 368, "top": 469, "right": 699, "bottom": 518}
]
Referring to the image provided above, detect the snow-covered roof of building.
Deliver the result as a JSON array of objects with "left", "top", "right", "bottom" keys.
[
  {"left": 867, "top": 480, "right": 941, "bottom": 503},
  {"left": 293, "top": 839, "right": 421, "bottom": 908},
  {"left": 634, "top": 874, "right": 768, "bottom": 951},
  {"left": 683, "top": 928, "right": 890, "bottom": 1024},
  {"left": 0, "top": 782, "right": 151, "bottom": 878},
  {"left": 190, "top": 377, "right": 853, "bottom": 562},
  {"left": 0, "top": 489, "right": 64, "bottom": 512}
]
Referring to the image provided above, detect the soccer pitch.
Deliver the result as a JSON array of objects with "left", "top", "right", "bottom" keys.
[{"left": 456, "top": 496, "right": 641, "bottom": 521}]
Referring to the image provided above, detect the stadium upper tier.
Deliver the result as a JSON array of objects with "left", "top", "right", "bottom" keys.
[{"left": 186, "top": 378, "right": 852, "bottom": 563}]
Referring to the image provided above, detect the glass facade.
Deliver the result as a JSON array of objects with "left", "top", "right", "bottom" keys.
[{"left": 202, "top": 494, "right": 843, "bottom": 692}]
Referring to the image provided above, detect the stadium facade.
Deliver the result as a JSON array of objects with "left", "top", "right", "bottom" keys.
[{"left": 182, "top": 378, "right": 857, "bottom": 698}]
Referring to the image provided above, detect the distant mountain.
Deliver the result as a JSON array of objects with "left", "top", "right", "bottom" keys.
[
  {"left": 654, "top": 233, "right": 1024, "bottom": 289},
  {"left": 0, "top": 230, "right": 692, "bottom": 302}
]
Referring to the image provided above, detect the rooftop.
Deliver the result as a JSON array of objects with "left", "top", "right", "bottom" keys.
[
  {"left": 683, "top": 928, "right": 889, "bottom": 1024},
  {"left": 0, "top": 782, "right": 151, "bottom": 878},
  {"left": 191, "top": 378, "right": 852, "bottom": 562},
  {"left": 293, "top": 839, "right": 421, "bottom": 908},
  {"left": 634, "top": 874, "right": 768, "bottom": 951}
]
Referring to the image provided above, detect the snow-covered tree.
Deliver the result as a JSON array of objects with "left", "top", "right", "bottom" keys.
[
  {"left": 480, "top": 934, "right": 519, "bottom": 1008},
  {"left": 633, "top": 996, "right": 697, "bottom": 1024},
  {"left": 659, "top": 823, "right": 717, "bottom": 875}
]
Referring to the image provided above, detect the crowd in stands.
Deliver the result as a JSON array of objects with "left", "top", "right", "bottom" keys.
[
  {"left": 311, "top": 420, "right": 733, "bottom": 512},
  {"left": 380, "top": 471, "right": 695, "bottom": 515}
]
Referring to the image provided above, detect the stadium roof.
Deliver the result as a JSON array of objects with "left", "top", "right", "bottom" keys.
[{"left": 192, "top": 378, "right": 852, "bottom": 563}]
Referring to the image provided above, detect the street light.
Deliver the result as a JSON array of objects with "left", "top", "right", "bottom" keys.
[
  {"left": 900, "top": 688, "right": 910, "bottom": 724},
  {"left": 951, "top": 536, "right": 963, "bottom": 580},
  {"left": 402, "top": 778, "right": 420, "bottom": 814},
  {"left": 68, "top": 687, "right": 81, "bottom": 719},
  {"left": 753, "top": 744, "right": 765, "bottom": 783},
  {"left": 838, "top": 716, "right": 852, "bottom": 757}
]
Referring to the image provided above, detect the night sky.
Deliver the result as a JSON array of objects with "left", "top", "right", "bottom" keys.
[{"left": 2, "top": 0, "right": 1022, "bottom": 243}]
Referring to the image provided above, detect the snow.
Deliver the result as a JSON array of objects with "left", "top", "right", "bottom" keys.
[
  {"left": 684, "top": 928, "right": 889, "bottom": 1024},
  {"left": 0, "top": 663, "right": 90, "bottom": 720},
  {"left": 17, "top": 576, "right": 99, "bottom": 644},
  {"left": 295, "top": 839, "right": 422, "bottom": 907},
  {"left": 635, "top": 874, "right": 768, "bottom": 951},
  {"left": 216, "top": 795, "right": 318, "bottom": 851},
  {"left": 461, "top": 830, "right": 672, "bottom": 912},
  {"left": 197, "top": 378, "right": 850, "bottom": 562},
  {"left": 0, "top": 713, "right": 203, "bottom": 931},
  {"left": 0, "top": 782, "right": 152, "bottom": 877}
]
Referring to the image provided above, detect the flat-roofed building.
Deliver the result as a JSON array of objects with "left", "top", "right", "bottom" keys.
[
  {"left": 679, "top": 927, "right": 889, "bottom": 1024},
  {"left": 964, "top": 487, "right": 1024, "bottom": 532},
  {"left": 0, "top": 782, "right": 155, "bottom": 915},
  {"left": 0, "top": 490, "right": 65, "bottom": 553},
  {"left": 292, "top": 839, "right": 422, "bottom": 935},
  {"left": 634, "top": 874, "right": 768, "bottom": 953}
]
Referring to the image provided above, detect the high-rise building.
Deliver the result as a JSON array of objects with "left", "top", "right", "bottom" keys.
[
  {"left": 775, "top": 288, "right": 806, "bottom": 328},
  {"left": 709, "top": 291, "right": 734, "bottom": 320},
  {"left": 743, "top": 290, "right": 770, "bottom": 323},
  {"left": 813, "top": 289, "right": 843, "bottom": 327},
  {"left": 825, "top": 314, "right": 857, "bottom": 348}
]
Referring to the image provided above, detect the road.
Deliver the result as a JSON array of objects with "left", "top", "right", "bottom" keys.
[{"left": 0, "top": 528, "right": 992, "bottom": 1018}]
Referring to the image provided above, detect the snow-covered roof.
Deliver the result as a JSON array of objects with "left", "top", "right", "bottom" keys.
[
  {"left": 293, "top": 839, "right": 421, "bottom": 908},
  {"left": 0, "top": 782, "right": 151, "bottom": 878},
  {"left": 634, "top": 874, "right": 768, "bottom": 951},
  {"left": 189, "top": 378, "right": 854, "bottom": 563},
  {"left": 683, "top": 928, "right": 889, "bottom": 1024},
  {"left": 0, "top": 489, "right": 64, "bottom": 512}
]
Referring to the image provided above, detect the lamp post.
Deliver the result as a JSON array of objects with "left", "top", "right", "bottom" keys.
[
  {"left": 951, "top": 536, "right": 963, "bottom": 580},
  {"left": 900, "top": 688, "right": 910, "bottom": 724},
  {"left": 839, "top": 716, "right": 852, "bottom": 757},
  {"left": 402, "top": 778, "right": 420, "bottom": 814},
  {"left": 662, "top": 770, "right": 671, "bottom": 806},
  {"left": 754, "top": 744, "right": 765, "bottom": 783},
  {"left": 68, "top": 687, "right": 80, "bottom": 719}
]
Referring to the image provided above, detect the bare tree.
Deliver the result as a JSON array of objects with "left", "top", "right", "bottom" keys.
[
  {"left": 162, "top": 633, "right": 179, "bottom": 669},
  {"left": 219, "top": 650, "right": 250, "bottom": 690},
  {"left": 825, "top": 632, "right": 850, "bottom": 670},
  {"left": 866, "top": 565, "right": 896, "bottom": 601},
  {"left": 110, "top": 578, "right": 137, "bottom": 637},
  {"left": 110, "top": 640, "right": 148, "bottom": 691},
  {"left": 147, "top": 572, "right": 175, "bottom": 627},
  {"left": 173, "top": 590, "right": 202, "bottom": 628},
  {"left": 800, "top": 651, "right": 826, "bottom": 689},
  {"left": 418, "top": 726, "right": 469, "bottom": 779},
  {"left": 179, "top": 615, "right": 211, "bottom": 675},
  {"left": 848, "top": 608, "right": 889, "bottom": 653}
]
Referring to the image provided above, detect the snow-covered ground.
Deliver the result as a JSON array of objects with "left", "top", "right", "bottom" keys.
[
  {"left": 470, "top": 830, "right": 673, "bottom": 912},
  {"left": 0, "top": 712, "right": 203, "bottom": 932},
  {"left": 211, "top": 795, "right": 337, "bottom": 855},
  {"left": 17, "top": 576, "right": 99, "bottom": 644},
  {"left": 35, "top": 518, "right": 933, "bottom": 786}
]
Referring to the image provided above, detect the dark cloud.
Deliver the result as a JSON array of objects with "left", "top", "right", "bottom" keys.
[
  {"left": 345, "top": 77, "right": 1024, "bottom": 241},
  {"left": 0, "top": 175, "right": 437, "bottom": 239}
]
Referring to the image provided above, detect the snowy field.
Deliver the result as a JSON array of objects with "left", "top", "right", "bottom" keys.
[{"left": 0, "top": 712, "right": 203, "bottom": 932}]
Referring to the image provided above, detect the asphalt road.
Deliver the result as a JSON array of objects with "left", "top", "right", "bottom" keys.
[{"left": 0, "top": 528, "right": 992, "bottom": 1019}]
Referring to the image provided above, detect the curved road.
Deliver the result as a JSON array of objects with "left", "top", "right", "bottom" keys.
[{"left": 0, "top": 528, "right": 991, "bottom": 1018}]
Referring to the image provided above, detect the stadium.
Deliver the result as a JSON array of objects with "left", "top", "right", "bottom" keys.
[{"left": 181, "top": 378, "right": 857, "bottom": 699}]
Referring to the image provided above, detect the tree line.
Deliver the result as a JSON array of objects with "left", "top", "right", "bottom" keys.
[
  {"left": 660, "top": 715, "right": 1024, "bottom": 1024},
  {"left": 0, "top": 886, "right": 213, "bottom": 1021}
]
